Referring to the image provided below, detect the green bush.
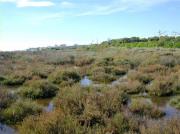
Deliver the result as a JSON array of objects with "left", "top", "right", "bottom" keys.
[
  {"left": 0, "top": 99, "right": 43, "bottom": 125},
  {"left": 90, "top": 72, "right": 116, "bottom": 84},
  {"left": 75, "top": 57, "right": 95, "bottom": 66},
  {"left": 148, "top": 76, "right": 175, "bottom": 96},
  {"left": 139, "top": 64, "right": 166, "bottom": 73},
  {"left": 55, "top": 85, "right": 128, "bottom": 125},
  {"left": 55, "top": 85, "right": 85, "bottom": 115},
  {"left": 169, "top": 96, "right": 180, "bottom": 109},
  {"left": 128, "top": 71, "right": 153, "bottom": 84},
  {"left": 99, "top": 89, "right": 128, "bottom": 117},
  {"left": 19, "top": 110, "right": 85, "bottom": 134},
  {"left": 47, "top": 55, "right": 75, "bottom": 65},
  {"left": 113, "top": 67, "right": 127, "bottom": 76},
  {"left": 0, "top": 90, "right": 15, "bottom": 109},
  {"left": 31, "top": 70, "right": 48, "bottom": 79},
  {"left": 0, "top": 75, "right": 6, "bottom": 81},
  {"left": 109, "top": 113, "right": 129, "bottom": 134},
  {"left": 160, "top": 56, "right": 176, "bottom": 67},
  {"left": 119, "top": 80, "right": 145, "bottom": 94},
  {"left": 18, "top": 80, "right": 59, "bottom": 99},
  {"left": 173, "top": 78, "right": 180, "bottom": 94},
  {"left": 0, "top": 75, "right": 26, "bottom": 86},
  {"left": 49, "top": 70, "right": 81, "bottom": 86},
  {"left": 140, "top": 117, "right": 180, "bottom": 134},
  {"left": 129, "top": 98, "right": 165, "bottom": 118},
  {"left": 98, "top": 57, "right": 114, "bottom": 66},
  {"left": 89, "top": 66, "right": 117, "bottom": 83},
  {"left": 116, "top": 59, "right": 139, "bottom": 69}
]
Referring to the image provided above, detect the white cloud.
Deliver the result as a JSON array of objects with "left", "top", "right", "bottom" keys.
[
  {"left": 77, "top": 0, "right": 180, "bottom": 16},
  {"left": 0, "top": 0, "right": 178, "bottom": 10},
  {"left": 0, "top": 0, "right": 16, "bottom": 2},
  {"left": 0, "top": 0, "right": 54, "bottom": 7},
  {"left": 18, "top": 0, "right": 54, "bottom": 7},
  {"left": 77, "top": 5, "right": 127, "bottom": 16},
  {"left": 31, "top": 12, "right": 66, "bottom": 25},
  {"left": 60, "top": 1, "right": 75, "bottom": 8}
]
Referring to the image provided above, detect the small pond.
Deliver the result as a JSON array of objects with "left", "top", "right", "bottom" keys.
[
  {"left": 80, "top": 76, "right": 93, "bottom": 87},
  {"left": 80, "top": 75, "right": 180, "bottom": 118},
  {"left": 80, "top": 74, "right": 128, "bottom": 88},
  {"left": 0, "top": 123, "right": 16, "bottom": 134},
  {"left": 131, "top": 96, "right": 180, "bottom": 118},
  {"left": 36, "top": 99, "right": 54, "bottom": 112},
  {"left": 151, "top": 96, "right": 180, "bottom": 118}
]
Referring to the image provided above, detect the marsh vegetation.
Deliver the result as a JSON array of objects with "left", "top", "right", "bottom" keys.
[{"left": 0, "top": 37, "right": 180, "bottom": 134}]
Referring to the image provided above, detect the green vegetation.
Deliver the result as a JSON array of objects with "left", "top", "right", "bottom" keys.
[
  {"left": 140, "top": 117, "right": 180, "bottom": 134},
  {"left": 169, "top": 96, "right": 180, "bottom": 109},
  {"left": 49, "top": 69, "right": 81, "bottom": 86},
  {"left": 19, "top": 85, "right": 130, "bottom": 134},
  {"left": 18, "top": 80, "right": 59, "bottom": 99},
  {"left": 148, "top": 74, "right": 178, "bottom": 96},
  {"left": 88, "top": 36, "right": 180, "bottom": 49},
  {"left": 129, "top": 98, "right": 165, "bottom": 118},
  {"left": 0, "top": 99, "right": 42, "bottom": 125},
  {"left": 0, "top": 89, "right": 15, "bottom": 109},
  {"left": 118, "top": 80, "right": 145, "bottom": 94},
  {"left": 0, "top": 75, "right": 26, "bottom": 86}
]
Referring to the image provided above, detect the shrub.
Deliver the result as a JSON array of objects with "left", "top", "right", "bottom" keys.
[
  {"left": 128, "top": 71, "right": 153, "bottom": 84},
  {"left": 55, "top": 85, "right": 85, "bottom": 115},
  {"left": 89, "top": 66, "right": 117, "bottom": 83},
  {"left": 99, "top": 89, "right": 128, "bottom": 117},
  {"left": 1, "top": 75, "right": 26, "bottom": 86},
  {"left": 147, "top": 75, "right": 175, "bottom": 96},
  {"left": 49, "top": 70, "right": 81, "bottom": 86},
  {"left": 129, "top": 98, "right": 165, "bottom": 118},
  {"left": 0, "top": 99, "right": 43, "bottom": 125},
  {"left": 129, "top": 98, "right": 152, "bottom": 114},
  {"left": 80, "top": 88, "right": 128, "bottom": 124},
  {"left": 128, "top": 117, "right": 141, "bottom": 132},
  {"left": 119, "top": 80, "right": 145, "bottom": 94},
  {"left": 31, "top": 70, "right": 48, "bottom": 79},
  {"left": 80, "top": 104, "right": 104, "bottom": 127},
  {"left": 19, "top": 110, "right": 84, "bottom": 134},
  {"left": 173, "top": 77, "right": 180, "bottom": 94},
  {"left": 18, "top": 80, "right": 59, "bottom": 99},
  {"left": 116, "top": 59, "right": 139, "bottom": 69},
  {"left": 112, "top": 67, "right": 127, "bottom": 76},
  {"left": 55, "top": 85, "right": 128, "bottom": 126},
  {"left": 108, "top": 113, "right": 129, "bottom": 134},
  {"left": 90, "top": 72, "right": 116, "bottom": 84},
  {"left": 75, "top": 57, "right": 95, "bottom": 66},
  {"left": 169, "top": 96, "right": 180, "bottom": 109},
  {"left": 0, "top": 90, "right": 15, "bottom": 109},
  {"left": 160, "top": 56, "right": 176, "bottom": 67},
  {"left": 55, "top": 85, "right": 129, "bottom": 128},
  {"left": 98, "top": 57, "right": 114, "bottom": 66},
  {"left": 140, "top": 117, "right": 180, "bottom": 134},
  {"left": 47, "top": 55, "right": 75, "bottom": 65},
  {"left": 139, "top": 64, "right": 166, "bottom": 73},
  {"left": 0, "top": 75, "right": 6, "bottom": 81}
]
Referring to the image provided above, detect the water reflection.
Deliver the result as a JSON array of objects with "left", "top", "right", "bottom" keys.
[
  {"left": 45, "top": 102, "right": 54, "bottom": 112},
  {"left": 0, "top": 123, "right": 16, "bottom": 134},
  {"left": 163, "top": 104, "right": 180, "bottom": 118},
  {"left": 151, "top": 96, "right": 180, "bottom": 118},
  {"left": 80, "top": 76, "right": 92, "bottom": 87},
  {"left": 36, "top": 99, "right": 54, "bottom": 112},
  {"left": 111, "top": 74, "right": 127, "bottom": 86},
  {"left": 130, "top": 96, "right": 180, "bottom": 118}
]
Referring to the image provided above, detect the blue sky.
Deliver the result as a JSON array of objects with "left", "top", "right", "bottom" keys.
[{"left": 0, "top": 0, "right": 180, "bottom": 51}]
